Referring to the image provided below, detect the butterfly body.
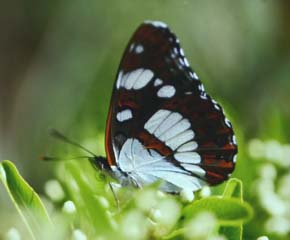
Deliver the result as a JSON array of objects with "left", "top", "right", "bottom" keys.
[{"left": 102, "top": 21, "right": 237, "bottom": 193}]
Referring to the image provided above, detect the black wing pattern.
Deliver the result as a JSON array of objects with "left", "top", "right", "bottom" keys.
[{"left": 105, "top": 21, "right": 237, "bottom": 191}]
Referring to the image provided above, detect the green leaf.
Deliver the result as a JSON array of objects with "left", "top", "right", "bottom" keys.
[
  {"left": 219, "top": 225, "right": 243, "bottom": 240},
  {"left": 220, "top": 178, "right": 244, "bottom": 240},
  {"left": 223, "top": 178, "right": 243, "bottom": 200},
  {"left": 162, "top": 228, "right": 185, "bottom": 240},
  {"left": 183, "top": 197, "right": 253, "bottom": 226},
  {"left": 58, "top": 161, "right": 116, "bottom": 238},
  {"left": 0, "top": 160, "right": 52, "bottom": 240}
]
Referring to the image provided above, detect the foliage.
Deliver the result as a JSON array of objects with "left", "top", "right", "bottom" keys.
[
  {"left": 0, "top": 160, "right": 253, "bottom": 239},
  {"left": 0, "top": 161, "right": 52, "bottom": 239},
  {"left": 1, "top": 1, "right": 290, "bottom": 240}
]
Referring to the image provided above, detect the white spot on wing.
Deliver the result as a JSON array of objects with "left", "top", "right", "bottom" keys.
[
  {"left": 135, "top": 44, "right": 144, "bottom": 54},
  {"left": 166, "top": 129, "right": 195, "bottom": 150},
  {"left": 174, "top": 152, "right": 201, "bottom": 164},
  {"left": 214, "top": 104, "right": 220, "bottom": 110},
  {"left": 133, "top": 69, "right": 154, "bottom": 89},
  {"left": 178, "top": 141, "right": 198, "bottom": 152},
  {"left": 181, "top": 164, "right": 205, "bottom": 176},
  {"left": 225, "top": 118, "right": 231, "bottom": 128},
  {"left": 124, "top": 69, "right": 144, "bottom": 89},
  {"left": 184, "top": 58, "right": 190, "bottom": 67},
  {"left": 212, "top": 99, "right": 220, "bottom": 110},
  {"left": 120, "top": 72, "right": 130, "bottom": 88},
  {"left": 179, "top": 58, "right": 185, "bottom": 66},
  {"left": 159, "top": 119, "right": 191, "bottom": 142},
  {"left": 193, "top": 72, "right": 199, "bottom": 79},
  {"left": 233, "top": 154, "right": 237, "bottom": 163},
  {"left": 233, "top": 135, "right": 237, "bottom": 145},
  {"left": 116, "top": 71, "right": 123, "bottom": 89},
  {"left": 118, "top": 68, "right": 154, "bottom": 90},
  {"left": 155, "top": 112, "right": 183, "bottom": 137},
  {"left": 154, "top": 78, "right": 163, "bottom": 87},
  {"left": 144, "top": 109, "right": 171, "bottom": 134},
  {"left": 129, "top": 43, "right": 135, "bottom": 52},
  {"left": 180, "top": 48, "right": 185, "bottom": 56},
  {"left": 170, "top": 52, "right": 176, "bottom": 58},
  {"left": 198, "top": 84, "right": 205, "bottom": 91},
  {"left": 173, "top": 48, "right": 179, "bottom": 55},
  {"left": 157, "top": 85, "right": 176, "bottom": 98},
  {"left": 200, "top": 94, "right": 207, "bottom": 100},
  {"left": 116, "top": 109, "right": 133, "bottom": 122},
  {"left": 145, "top": 109, "right": 196, "bottom": 151},
  {"left": 144, "top": 20, "right": 167, "bottom": 28}
]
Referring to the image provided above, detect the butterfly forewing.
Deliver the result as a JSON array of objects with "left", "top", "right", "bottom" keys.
[{"left": 105, "top": 21, "right": 237, "bottom": 192}]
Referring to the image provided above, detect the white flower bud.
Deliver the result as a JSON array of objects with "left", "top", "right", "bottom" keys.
[
  {"left": 200, "top": 186, "right": 211, "bottom": 198},
  {"left": 44, "top": 179, "right": 65, "bottom": 202},
  {"left": 62, "top": 200, "right": 76, "bottom": 214},
  {"left": 121, "top": 210, "right": 149, "bottom": 240},
  {"left": 135, "top": 189, "right": 158, "bottom": 212},
  {"left": 184, "top": 212, "right": 216, "bottom": 239},
  {"left": 72, "top": 229, "right": 87, "bottom": 240},
  {"left": 257, "top": 236, "right": 269, "bottom": 240},
  {"left": 180, "top": 189, "right": 194, "bottom": 202},
  {"left": 5, "top": 228, "right": 21, "bottom": 240},
  {"left": 248, "top": 139, "right": 264, "bottom": 159}
]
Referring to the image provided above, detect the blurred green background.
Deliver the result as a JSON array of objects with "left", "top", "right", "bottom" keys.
[{"left": 1, "top": 0, "right": 290, "bottom": 239}]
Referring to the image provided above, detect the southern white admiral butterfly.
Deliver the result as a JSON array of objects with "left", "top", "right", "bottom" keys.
[{"left": 93, "top": 21, "right": 237, "bottom": 193}]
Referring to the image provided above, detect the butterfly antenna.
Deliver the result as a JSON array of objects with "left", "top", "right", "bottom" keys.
[
  {"left": 41, "top": 155, "right": 93, "bottom": 161},
  {"left": 48, "top": 128, "right": 98, "bottom": 158}
]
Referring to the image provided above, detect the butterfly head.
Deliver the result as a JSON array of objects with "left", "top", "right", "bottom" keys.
[{"left": 90, "top": 156, "right": 111, "bottom": 172}]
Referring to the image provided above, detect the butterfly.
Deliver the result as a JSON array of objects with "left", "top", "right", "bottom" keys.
[
  {"left": 92, "top": 21, "right": 237, "bottom": 193},
  {"left": 43, "top": 21, "right": 238, "bottom": 193}
]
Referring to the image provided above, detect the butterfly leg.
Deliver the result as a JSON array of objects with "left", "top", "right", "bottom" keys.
[{"left": 109, "top": 182, "right": 120, "bottom": 211}]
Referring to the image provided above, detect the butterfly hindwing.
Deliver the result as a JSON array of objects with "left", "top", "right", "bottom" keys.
[{"left": 105, "top": 21, "right": 237, "bottom": 191}]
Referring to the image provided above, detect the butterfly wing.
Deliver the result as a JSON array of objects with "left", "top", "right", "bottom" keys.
[{"left": 105, "top": 21, "right": 237, "bottom": 191}]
